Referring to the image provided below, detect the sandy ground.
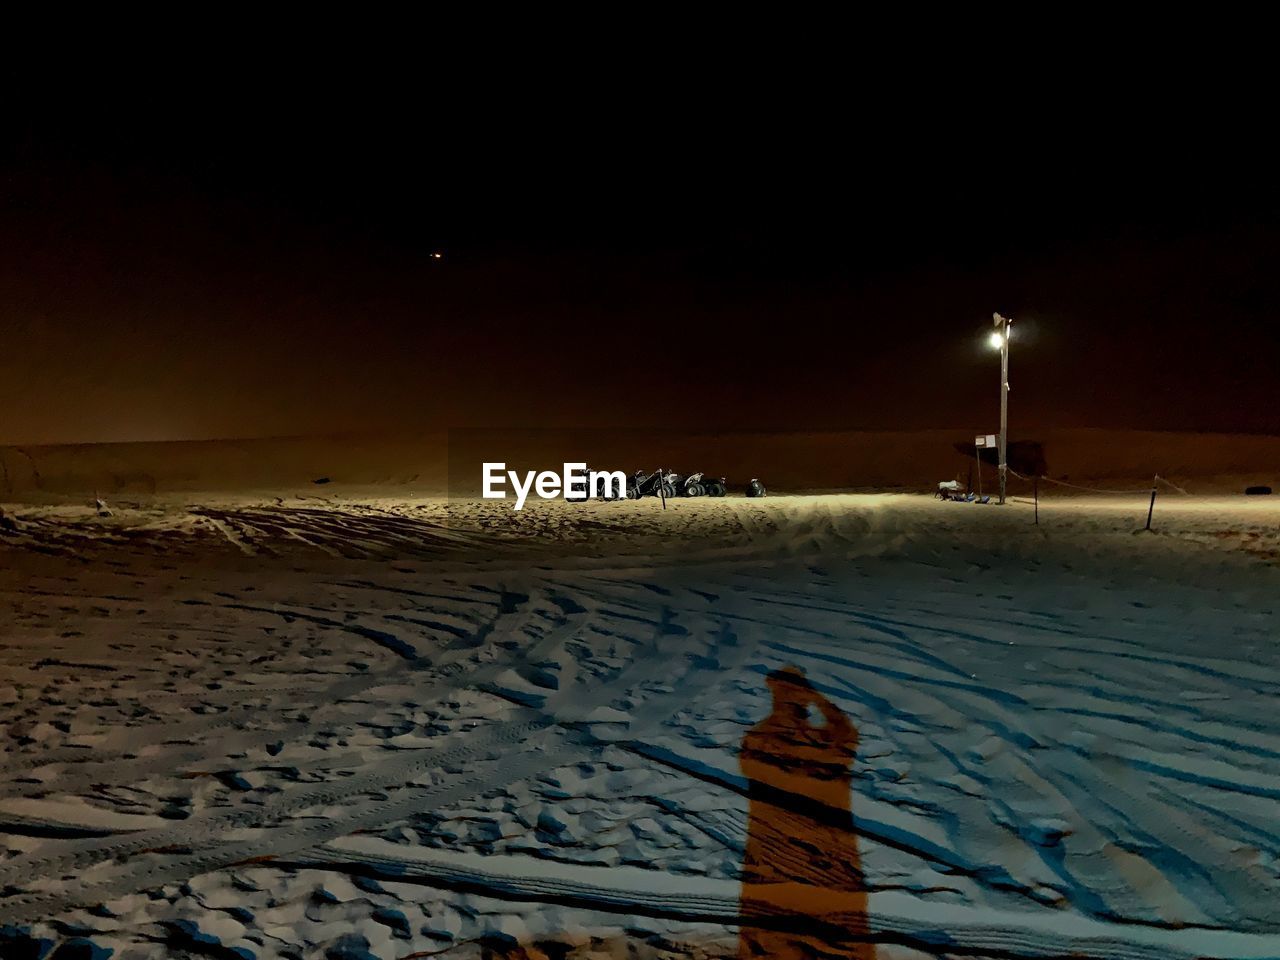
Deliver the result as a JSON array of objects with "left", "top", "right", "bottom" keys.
[{"left": 0, "top": 491, "right": 1277, "bottom": 959}]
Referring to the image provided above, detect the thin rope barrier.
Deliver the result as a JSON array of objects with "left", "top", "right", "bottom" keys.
[
  {"left": 1038, "top": 476, "right": 1154, "bottom": 495},
  {"left": 1004, "top": 467, "right": 1196, "bottom": 497},
  {"left": 1156, "top": 475, "right": 1193, "bottom": 497}
]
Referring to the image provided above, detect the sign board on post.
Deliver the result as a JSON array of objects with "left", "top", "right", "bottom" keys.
[{"left": 975, "top": 434, "right": 996, "bottom": 448}]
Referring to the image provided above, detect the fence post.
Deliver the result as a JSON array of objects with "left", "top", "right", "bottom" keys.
[{"left": 1145, "top": 475, "right": 1157, "bottom": 531}]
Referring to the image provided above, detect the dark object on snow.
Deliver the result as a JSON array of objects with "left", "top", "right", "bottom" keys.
[
  {"left": 1245, "top": 485, "right": 1273, "bottom": 496},
  {"left": 746, "top": 478, "right": 767, "bottom": 498},
  {"left": 0, "top": 507, "right": 18, "bottom": 533},
  {"left": 312, "top": 476, "right": 332, "bottom": 485},
  {"left": 94, "top": 498, "right": 112, "bottom": 518}
]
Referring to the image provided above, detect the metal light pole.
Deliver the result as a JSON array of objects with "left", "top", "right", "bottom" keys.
[{"left": 992, "top": 313, "right": 1012, "bottom": 505}]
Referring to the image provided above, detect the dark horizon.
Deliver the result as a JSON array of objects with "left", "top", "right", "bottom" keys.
[{"left": 4, "top": 55, "right": 1278, "bottom": 445}]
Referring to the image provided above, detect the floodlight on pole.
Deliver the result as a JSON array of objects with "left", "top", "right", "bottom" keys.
[{"left": 991, "top": 313, "right": 1012, "bottom": 505}]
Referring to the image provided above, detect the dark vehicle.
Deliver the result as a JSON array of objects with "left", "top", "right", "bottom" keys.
[
  {"left": 746, "top": 478, "right": 767, "bottom": 498},
  {"left": 565, "top": 474, "right": 591, "bottom": 502},
  {"left": 703, "top": 474, "right": 728, "bottom": 497},
  {"left": 680, "top": 472, "right": 727, "bottom": 497},
  {"left": 623, "top": 469, "right": 731, "bottom": 499},
  {"left": 565, "top": 468, "right": 629, "bottom": 502},
  {"left": 630, "top": 470, "right": 676, "bottom": 500},
  {"left": 680, "top": 472, "right": 704, "bottom": 497}
]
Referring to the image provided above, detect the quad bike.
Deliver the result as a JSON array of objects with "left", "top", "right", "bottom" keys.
[
  {"left": 935, "top": 480, "right": 965, "bottom": 501},
  {"left": 565, "top": 466, "right": 607, "bottom": 502},
  {"left": 680, "top": 472, "right": 727, "bottom": 497},
  {"left": 564, "top": 467, "right": 628, "bottom": 502},
  {"left": 935, "top": 480, "right": 990, "bottom": 504},
  {"left": 630, "top": 470, "right": 677, "bottom": 500},
  {"left": 565, "top": 472, "right": 591, "bottom": 502},
  {"left": 695, "top": 473, "right": 728, "bottom": 497}
]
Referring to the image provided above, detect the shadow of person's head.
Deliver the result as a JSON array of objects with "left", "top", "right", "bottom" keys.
[
  {"left": 766, "top": 665, "right": 820, "bottom": 720},
  {"left": 760, "top": 665, "right": 857, "bottom": 753}
]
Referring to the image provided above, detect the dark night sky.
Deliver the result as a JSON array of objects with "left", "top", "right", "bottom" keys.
[{"left": 3, "top": 49, "right": 1278, "bottom": 444}]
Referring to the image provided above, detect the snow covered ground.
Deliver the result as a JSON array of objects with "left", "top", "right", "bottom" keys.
[{"left": 0, "top": 492, "right": 1277, "bottom": 958}]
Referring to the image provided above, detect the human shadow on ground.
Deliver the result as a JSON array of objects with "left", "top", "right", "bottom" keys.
[{"left": 738, "top": 665, "right": 872, "bottom": 959}]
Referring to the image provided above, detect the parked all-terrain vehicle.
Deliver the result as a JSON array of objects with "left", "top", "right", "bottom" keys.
[
  {"left": 564, "top": 467, "right": 628, "bottom": 502},
  {"left": 565, "top": 472, "right": 591, "bottom": 502},
  {"left": 935, "top": 480, "right": 990, "bottom": 503},
  {"left": 936, "top": 480, "right": 965, "bottom": 501},
  {"left": 631, "top": 470, "right": 676, "bottom": 500},
  {"left": 678, "top": 472, "right": 729, "bottom": 497},
  {"left": 594, "top": 468, "right": 628, "bottom": 501},
  {"left": 680, "top": 472, "right": 705, "bottom": 497}
]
